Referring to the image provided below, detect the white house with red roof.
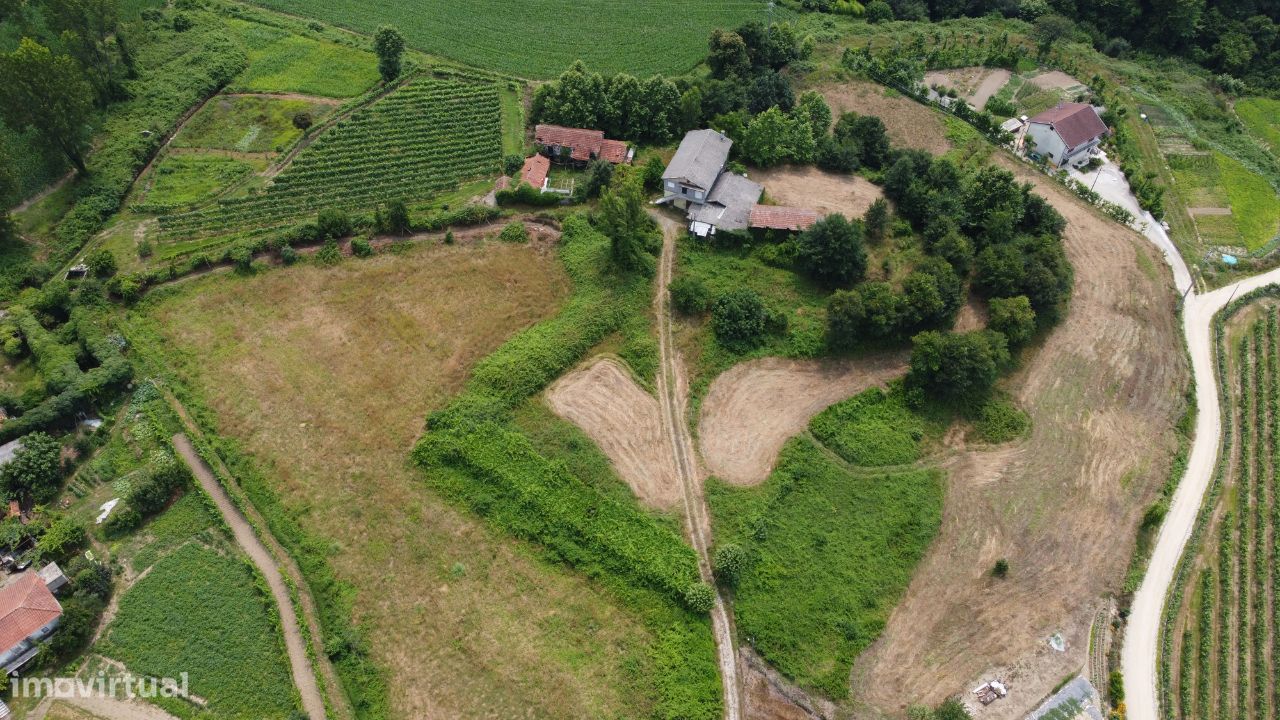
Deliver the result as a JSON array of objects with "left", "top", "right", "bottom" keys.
[
  {"left": 1025, "top": 102, "right": 1109, "bottom": 169},
  {"left": 0, "top": 573, "right": 62, "bottom": 674}
]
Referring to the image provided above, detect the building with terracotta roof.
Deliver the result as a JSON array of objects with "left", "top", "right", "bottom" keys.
[
  {"left": 1026, "top": 102, "right": 1109, "bottom": 169},
  {"left": 0, "top": 573, "right": 63, "bottom": 674},
  {"left": 495, "top": 153, "right": 551, "bottom": 193},
  {"left": 748, "top": 205, "right": 819, "bottom": 232},
  {"left": 534, "top": 124, "right": 633, "bottom": 166}
]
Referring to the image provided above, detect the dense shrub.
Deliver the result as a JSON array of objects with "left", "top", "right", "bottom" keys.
[
  {"left": 796, "top": 214, "right": 867, "bottom": 287},
  {"left": 495, "top": 181, "right": 562, "bottom": 207},
  {"left": 350, "top": 237, "right": 374, "bottom": 257},
  {"left": 987, "top": 295, "right": 1036, "bottom": 346},
  {"left": 670, "top": 276, "right": 712, "bottom": 315},
  {"left": 0, "top": 431, "right": 63, "bottom": 502},
  {"left": 317, "top": 208, "right": 353, "bottom": 239},
  {"left": 682, "top": 582, "right": 716, "bottom": 613},
  {"left": 498, "top": 221, "right": 529, "bottom": 244},
  {"left": 975, "top": 396, "right": 1030, "bottom": 442},
  {"left": 906, "top": 330, "right": 1011, "bottom": 408},
  {"left": 712, "top": 288, "right": 768, "bottom": 350},
  {"left": 713, "top": 544, "right": 746, "bottom": 585}
]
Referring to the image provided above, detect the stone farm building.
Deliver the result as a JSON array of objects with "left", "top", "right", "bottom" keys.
[
  {"left": 534, "top": 124, "right": 634, "bottom": 166},
  {"left": 1025, "top": 102, "right": 1109, "bottom": 169}
]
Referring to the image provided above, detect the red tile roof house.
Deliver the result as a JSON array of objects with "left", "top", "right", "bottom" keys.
[
  {"left": 0, "top": 573, "right": 62, "bottom": 675},
  {"left": 495, "top": 153, "right": 550, "bottom": 192},
  {"left": 534, "top": 124, "right": 634, "bottom": 165},
  {"left": 1025, "top": 102, "right": 1110, "bottom": 169}
]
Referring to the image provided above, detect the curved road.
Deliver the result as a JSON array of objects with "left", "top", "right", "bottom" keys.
[{"left": 1122, "top": 257, "right": 1280, "bottom": 720}]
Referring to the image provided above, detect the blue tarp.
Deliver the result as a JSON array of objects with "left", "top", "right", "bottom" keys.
[{"left": 1222, "top": 254, "right": 1239, "bottom": 265}]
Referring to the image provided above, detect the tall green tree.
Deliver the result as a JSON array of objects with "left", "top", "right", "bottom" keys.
[
  {"left": 907, "top": 330, "right": 1010, "bottom": 407},
  {"left": 0, "top": 38, "right": 94, "bottom": 173},
  {"left": 707, "top": 28, "right": 750, "bottom": 78},
  {"left": 42, "top": 0, "right": 124, "bottom": 105},
  {"left": 599, "top": 175, "right": 651, "bottom": 273},
  {"left": 0, "top": 431, "right": 63, "bottom": 502},
  {"left": 797, "top": 213, "right": 868, "bottom": 287},
  {"left": 373, "top": 25, "right": 406, "bottom": 83}
]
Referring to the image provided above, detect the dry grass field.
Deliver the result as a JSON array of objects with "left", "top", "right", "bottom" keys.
[{"left": 139, "top": 237, "right": 675, "bottom": 719}]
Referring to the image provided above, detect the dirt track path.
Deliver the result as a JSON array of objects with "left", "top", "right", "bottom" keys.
[
  {"left": 171, "top": 433, "right": 327, "bottom": 720},
  {"left": 653, "top": 213, "right": 741, "bottom": 720},
  {"left": 1124, "top": 265, "right": 1280, "bottom": 720}
]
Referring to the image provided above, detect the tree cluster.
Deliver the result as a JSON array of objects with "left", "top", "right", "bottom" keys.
[
  {"left": 0, "top": 431, "right": 63, "bottom": 503},
  {"left": 532, "top": 62, "right": 684, "bottom": 143}
]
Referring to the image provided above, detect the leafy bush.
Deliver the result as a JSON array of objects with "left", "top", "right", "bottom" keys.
[
  {"left": 713, "top": 543, "right": 746, "bottom": 586},
  {"left": 495, "top": 181, "right": 562, "bottom": 207},
  {"left": 712, "top": 288, "right": 768, "bottom": 350},
  {"left": 315, "top": 239, "right": 342, "bottom": 265},
  {"left": 351, "top": 236, "right": 374, "bottom": 257},
  {"left": 987, "top": 295, "right": 1036, "bottom": 347},
  {"left": 975, "top": 396, "right": 1030, "bottom": 443},
  {"left": 317, "top": 208, "right": 352, "bottom": 239},
  {"left": 670, "top": 276, "right": 711, "bottom": 315},
  {"left": 498, "top": 221, "right": 529, "bottom": 243},
  {"left": 907, "top": 330, "right": 1010, "bottom": 408},
  {"left": 682, "top": 582, "right": 715, "bottom": 613},
  {"left": 0, "top": 431, "right": 63, "bottom": 502}
]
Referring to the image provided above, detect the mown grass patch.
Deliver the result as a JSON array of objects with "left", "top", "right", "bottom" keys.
[
  {"left": 174, "top": 94, "right": 337, "bottom": 153},
  {"left": 224, "top": 16, "right": 378, "bottom": 98},
  {"left": 809, "top": 384, "right": 930, "bottom": 466},
  {"left": 242, "top": 0, "right": 769, "bottom": 78},
  {"left": 707, "top": 437, "right": 943, "bottom": 698},
  {"left": 99, "top": 543, "right": 298, "bottom": 719},
  {"left": 1236, "top": 98, "right": 1280, "bottom": 155}
]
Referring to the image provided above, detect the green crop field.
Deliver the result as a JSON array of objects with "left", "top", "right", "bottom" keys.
[
  {"left": 224, "top": 17, "right": 379, "bottom": 98},
  {"left": 1168, "top": 152, "right": 1280, "bottom": 251},
  {"left": 1237, "top": 98, "right": 1280, "bottom": 155},
  {"left": 100, "top": 543, "right": 298, "bottom": 719},
  {"left": 243, "top": 0, "right": 769, "bottom": 78},
  {"left": 707, "top": 437, "right": 943, "bottom": 698},
  {"left": 157, "top": 77, "right": 500, "bottom": 240},
  {"left": 173, "top": 95, "right": 337, "bottom": 153}
]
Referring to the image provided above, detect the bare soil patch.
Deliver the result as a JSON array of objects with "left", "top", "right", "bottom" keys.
[
  {"left": 816, "top": 80, "right": 951, "bottom": 155},
  {"left": 1189, "top": 206, "right": 1233, "bottom": 216},
  {"left": 1029, "top": 70, "right": 1084, "bottom": 91},
  {"left": 851, "top": 156, "right": 1188, "bottom": 719},
  {"left": 698, "top": 353, "right": 908, "bottom": 486},
  {"left": 954, "top": 296, "right": 990, "bottom": 332},
  {"left": 146, "top": 240, "right": 668, "bottom": 719},
  {"left": 924, "top": 67, "right": 1011, "bottom": 108},
  {"left": 546, "top": 358, "right": 681, "bottom": 509},
  {"left": 755, "top": 165, "right": 883, "bottom": 218}
]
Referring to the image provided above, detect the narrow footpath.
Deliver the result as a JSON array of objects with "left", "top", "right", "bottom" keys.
[
  {"left": 171, "top": 434, "right": 328, "bottom": 720},
  {"left": 1123, "top": 264, "right": 1280, "bottom": 720},
  {"left": 652, "top": 213, "right": 742, "bottom": 720}
]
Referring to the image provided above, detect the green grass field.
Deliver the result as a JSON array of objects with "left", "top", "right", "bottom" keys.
[
  {"left": 1236, "top": 98, "right": 1280, "bottom": 155},
  {"left": 224, "top": 17, "right": 379, "bottom": 98},
  {"left": 100, "top": 543, "right": 298, "bottom": 719},
  {"left": 243, "top": 0, "right": 769, "bottom": 78},
  {"left": 707, "top": 437, "right": 943, "bottom": 698},
  {"left": 1168, "top": 151, "right": 1280, "bottom": 251},
  {"left": 809, "top": 385, "right": 930, "bottom": 467},
  {"left": 137, "top": 154, "right": 258, "bottom": 212},
  {"left": 174, "top": 94, "right": 337, "bottom": 153}
]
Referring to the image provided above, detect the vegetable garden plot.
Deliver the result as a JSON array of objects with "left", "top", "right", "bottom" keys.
[{"left": 158, "top": 77, "right": 501, "bottom": 239}]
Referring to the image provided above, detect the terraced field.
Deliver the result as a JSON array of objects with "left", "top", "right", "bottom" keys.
[
  {"left": 244, "top": 0, "right": 768, "bottom": 78},
  {"left": 1163, "top": 303, "right": 1280, "bottom": 720},
  {"left": 157, "top": 76, "right": 500, "bottom": 240}
]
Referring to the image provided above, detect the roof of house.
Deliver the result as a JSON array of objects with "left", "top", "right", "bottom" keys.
[
  {"left": 520, "top": 154, "right": 550, "bottom": 189},
  {"left": 534, "top": 124, "right": 632, "bottom": 164},
  {"left": 0, "top": 574, "right": 61, "bottom": 652},
  {"left": 1029, "top": 103, "right": 1108, "bottom": 149},
  {"left": 690, "top": 173, "right": 762, "bottom": 231},
  {"left": 663, "top": 130, "right": 732, "bottom": 192},
  {"left": 749, "top": 205, "right": 820, "bottom": 231}
]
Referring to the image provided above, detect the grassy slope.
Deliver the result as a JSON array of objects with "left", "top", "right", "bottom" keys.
[
  {"left": 125, "top": 236, "right": 689, "bottom": 719},
  {"left": 708, "top": 436, "right": 943, "bottom": 698},
  {"left": 139, "top": 154, "right": 257, "bottom": 210},
  {"left": 241, "top": 0, "right": 768, "bottom": 78},
  {"left": 1236, "top": 98, "right": 1280, "bottom": 155}
]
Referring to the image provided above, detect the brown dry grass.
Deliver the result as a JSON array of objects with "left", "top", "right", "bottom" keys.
[
  {"left": 815, "top": 79, "right": 951, "bottom": 155},
  {"left": 698, "top": 353, "right": 908, "bottom": 486},
  {"left": 145, "top": 239, "right": 667, "bottom": 720},
  {"left": 756, "top": 165, "right": 884, "bottom": 219},
  {"left": 850, "top": 157, "right": 1189, "bottom": 718},
  {"left": 1029, "top": 70, "right": 1085, "bottom": 91},
  {"left": 545, "top": 357, "right": 682, "bottom": 509}
]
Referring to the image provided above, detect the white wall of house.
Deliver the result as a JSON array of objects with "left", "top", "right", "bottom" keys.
[
  {"left": 664, "top": 180, "right": 706, "bottom": 205},
  {"left": 1026, "top": 123, "right": 1067, "bottom": 165}
]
